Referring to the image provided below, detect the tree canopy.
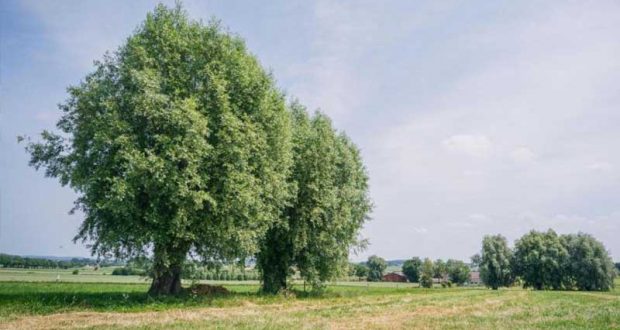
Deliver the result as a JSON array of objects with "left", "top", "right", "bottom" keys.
[
  {"left": 433, "top": 259, "right": 447, "bottom": 280},
  {"left": 470, "top": 254, "right": 481, "bottom": 269},
  {"left": 512, "top": 230, "right": 615, "bottom": 291},
  {"left": 562, "top": 233, "right": 616, "bottom": 291},
  {"left": 420, "top": 258, "right": 434, "bottom": 288},
  {"left": 354, "top": 263, "right": 369, "bottom": 280},
  {"left": 366, "top": 255, "right": 387, "bottom": 282},
  {"left": 256, "top": 103, "right": 371, "bottom": 293},
  {"left": 513, "top": 230, "right": 569, "bottom": 290},
  {"left": 478, "top": 230, "right": 614, "bottom": 291},
  {"left": 402, "top": 257, "right": 422, "bottom": 283},
  {"left": 480, "top": 234, "right": 514, "bottom": 290},
  {"left": 23, "top": 4, "right": 293, "bottom": 295},
  {"left": 446, "top": 259, "right": 470, "bottom": 286}
]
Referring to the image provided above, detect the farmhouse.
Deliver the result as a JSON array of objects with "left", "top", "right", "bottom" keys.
[{"left": 383, "top": 272, "right": 407, "bottom": 282}]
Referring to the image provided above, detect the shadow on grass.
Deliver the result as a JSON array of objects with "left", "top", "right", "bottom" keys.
[
  {"left": 0, "top": 284, "right": 260, "bottom": 316},
  {"left": 0, "top": 281, "right": 427, "bottom": 317}
]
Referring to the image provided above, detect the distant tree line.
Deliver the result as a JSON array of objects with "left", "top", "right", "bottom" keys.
[
  {"left": 401, "top": 257, "right": 471, "bottom": 288},
  {"left": 350, "top": 255, "right": 472, "bottom": 288},
  {"left": 347, "top": 256, "right": 387, "bottom": 282},
  {"left": 0, "top": 253, "right": 119, "bottom": 269},
  {"left": 479, "top": 230, "right": 616, "bottom": 291},
  {"left": 111, "top": 267, "right": 147, "bottom": 276}
]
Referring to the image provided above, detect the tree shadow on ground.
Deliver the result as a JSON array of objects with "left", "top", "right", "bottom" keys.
[{"left": 0, "top": 287, "right": 255, "bottom": 316}]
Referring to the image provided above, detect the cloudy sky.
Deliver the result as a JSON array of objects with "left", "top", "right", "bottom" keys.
[{"left": 1, "top": 0, "right": 619, "bottom": 261}]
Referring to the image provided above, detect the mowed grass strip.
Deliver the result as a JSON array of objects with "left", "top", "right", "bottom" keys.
[{"left": 0, "top": 281, "right": 618, "bottom": 329}]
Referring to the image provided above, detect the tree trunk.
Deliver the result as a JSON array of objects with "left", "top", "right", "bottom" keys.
[
  {"left": 148, "top": 243, "right": 188, "bottom": 296},
  {"left": 148, "top": 264, "right": 183, "bottom": 295},
  {"left": 257, "top": 228, "right": 291, "bottom": 294},
  {"left": 260, "top": 260, "right": 288, "bottom": 294}
]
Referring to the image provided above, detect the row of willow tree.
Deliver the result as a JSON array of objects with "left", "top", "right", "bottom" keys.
[
  {"left": 478, "top": 230, "right": 616, "bottom": 291},
  {"left": 23, "top": 4, "right": 371, "bottom": 295}
]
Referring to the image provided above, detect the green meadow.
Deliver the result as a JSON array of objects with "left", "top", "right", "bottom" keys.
[{"left": 0, "top": 269, "right": 618, "bottom": 329}]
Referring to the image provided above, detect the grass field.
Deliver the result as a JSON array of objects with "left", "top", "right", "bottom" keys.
[{"left": 0, "top": 269, "right": 618, "bottom": 329}]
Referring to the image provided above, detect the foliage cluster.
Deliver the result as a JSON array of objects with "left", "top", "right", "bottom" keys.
[
  {"left": 479, "top": 230, "right": 616, "bottom": 291},
  {"left": 419, "top": 258, "right": 434, "bottom": 288},
  {"left": 256, "top": 104, "right": 371, "bottom": 293},
  {"left": 365, "top": 256, "right": 387, "bottom": 282},
  {"left": 401, "top": 257, "right": 422, "bottom": 283},
  {"left": 401, "top": 257, "right": 471, "bottom": 286},
  {"left": 479, "top": 235, "right": 514, "bottom": 290}
]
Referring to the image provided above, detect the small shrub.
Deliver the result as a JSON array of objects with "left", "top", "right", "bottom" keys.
[{"left": 72, "top": 269, "right": 79, "bottom": 275}]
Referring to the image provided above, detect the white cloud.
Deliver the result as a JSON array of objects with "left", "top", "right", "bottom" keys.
[
  {"left": 411, "top": 227, "right": 428, "bottom": 234},
  {"left": 33, "top": 112, "right": 57, "bottom": 122},
  {"left": 442, "top": 134, "right": 492, "bottom": 158},
  {"left": 510, "top": 147, "right": 536, "bottom": 163},
  {"left": 468, "top": 213, "right": 491, "bottom": 222},
  {"left": 587, "top": 162, "right": 612, "bottom": 172}
]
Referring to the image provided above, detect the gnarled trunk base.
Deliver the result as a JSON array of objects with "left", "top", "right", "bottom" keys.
[
  {"left": 148, "top": 242, "right": 188, "bottom": 296},
  {"left": 260, "top": 266, "right": 288, "bottom": 294},
  {"left": 257, "top": 228, "right": 292, "bottom": 294},
  {"left": 148, "top": 266, "right": 182, "bottom": 295}
]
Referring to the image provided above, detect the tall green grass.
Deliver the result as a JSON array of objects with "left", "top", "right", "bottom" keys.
[{"left": 0, "top": 275, "right": 618, "bottom": 329}]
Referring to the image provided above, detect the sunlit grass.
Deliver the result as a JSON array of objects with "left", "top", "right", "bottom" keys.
[{"left": 0, "top": 272, "right": 618, "bottom": 329}]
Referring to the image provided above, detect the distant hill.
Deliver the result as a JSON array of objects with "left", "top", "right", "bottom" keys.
[
  {"left": 0, "top": 253, "right": 122, "bottom": 268},
  {"left": 386, "top": 259, "right": 406, "bottom": 267},
  {"left": 22, "top": 255, "right": 93, "bottom": 262},
  {"left": 354, "top": 259, "right": 406, "bottom": 267}
]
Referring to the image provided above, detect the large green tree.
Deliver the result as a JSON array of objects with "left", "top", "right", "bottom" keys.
[
  {"left": 420, "top": 258, "right": 434, "bottom": 288},
  {"left": 23, "top": 5, "right": 292, "bottom": 295},
  {"left": 366, "top": 255, "right": 387, "bottom": 282},
  {"left": 354, "top": 263, "right": 369, "bottom": 281},
  {"left": 480, "top": 235, "right": 514, "bottom": 290},
  {"left": 561, "top": 233, "right": 615, "bottom": 291},
  {"left": 256, "top": 103, "right": 371, "bottom": 293},
  {"left": 402, "top": 257, "right": 422, "bottom": 283},
  {"left": 513, "top": 230, "right": 569, "bottom": 290},
  {"left": 470, "top": 254, "right": 481, "bottom": 269},
  {"left": 446, "top": 259, "right": 470, "bottom": 286},
  {"left": 433, "top": 259, "right": 447, "bottom": 281}
]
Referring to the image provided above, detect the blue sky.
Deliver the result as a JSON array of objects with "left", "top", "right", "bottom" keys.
[{"left": 1, "top": 0, "right": 619, "bottom": 261}]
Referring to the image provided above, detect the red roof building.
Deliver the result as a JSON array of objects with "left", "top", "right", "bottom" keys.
[{"left": 383, "top": 272, "right": 407, "bottom": 282}]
